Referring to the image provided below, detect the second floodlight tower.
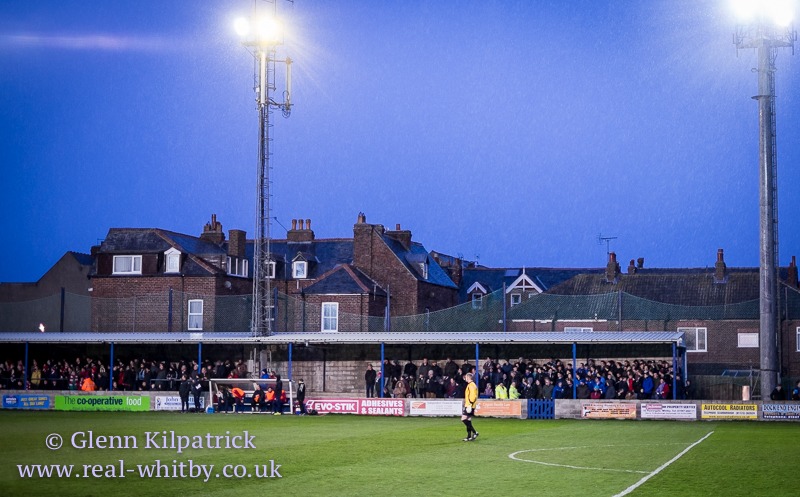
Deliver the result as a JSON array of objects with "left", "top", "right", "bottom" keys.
[
  {"left": 732, "top": 0, "right": 796, "bottom": 396},
  {"left": 236, "top": 2, "right": 293, "bottom": 336}
]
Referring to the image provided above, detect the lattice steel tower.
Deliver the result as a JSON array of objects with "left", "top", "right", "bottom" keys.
[
  {"left": 236, "top": 0, "right": 293, "bottom": 336},
  {"left": 733, "top": 1, "right": 795, "bottom": 396}
]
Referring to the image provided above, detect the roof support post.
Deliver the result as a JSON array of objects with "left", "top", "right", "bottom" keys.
[
  {"left": 198, "top": 342, "right": 203, "bottom": 371},
  {"left": 288, "top": 342, "right": 293, "bottom": 381},
  {"left": 672, "top": 342, "right": 678, "bottom": 400},
  {"left": 572, "top": 342, "right": 577, "bottom": 399},
  {"left": 379, "top": 342, "right": 385, "bottom": 398},
  {"left": 109, "top": 342, "right": 115, "bottom": 391},
  {"left": 24, "top": 341, "right": 29, "bottom": 391},
  {"left": 475, "top": 343, "right": 480, "bottom": 380}
]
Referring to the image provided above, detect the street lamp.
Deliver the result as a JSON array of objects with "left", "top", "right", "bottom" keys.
[
  {"left": 732, "top": 0, "right": 796, "bottom": 397},
  {"left": 236, "top": 2, "right": 293, "bottom": 336}
]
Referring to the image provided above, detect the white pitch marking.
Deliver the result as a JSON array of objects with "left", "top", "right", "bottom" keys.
[
  {"left": 611, "top": 431, "right": 714, "bottom": 497},
  {"left": 508, "top": 443, "right": 690, "bottom": 475}
]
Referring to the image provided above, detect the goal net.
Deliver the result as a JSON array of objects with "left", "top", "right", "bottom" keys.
[{"left": 207, "top": 377, "right": 295, "bottom": 414}]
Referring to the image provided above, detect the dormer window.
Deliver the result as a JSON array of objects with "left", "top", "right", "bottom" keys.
[
  {"left": 293, "top": 260, "right": 308, "bottom": 279},
  {"left": 227, "top": 256, "right": 249, "bottom": 278},
  {"left": 165, "top": 248, "right": 181, "bottom": 274},
  {"left": 419, "top": 262, "right": 428, "bottom": 280},
  {"left": 471, "top": 293, "right": 483, "bottom": 310},
  {"left": 113, "top": 255, "right": 142, "bottom": 275}
]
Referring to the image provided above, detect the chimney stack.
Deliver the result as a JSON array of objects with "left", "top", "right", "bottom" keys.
[
  {"left": 386, "top": 222, "right": 412, "bottom": 250},
  {"left": 605, "top": 252, "right": 620, "bottom": 283},
  {"left": 228, "top": 229, "right": 246, "bottom": 258},
  {"left": 714, "top": 248, "right": 727, "bottom": 283},
  {"left": 200, "top": 214, "right": 225, "bottom": 244},
  {"left": 627, "top": 259, "right": 636, "bottom": 274},
  {"left": 287, "top": 217, "right": 315, "bottom": 242},
  {"left": 788, "top": 255, "right": 798, "bottom": 288}
]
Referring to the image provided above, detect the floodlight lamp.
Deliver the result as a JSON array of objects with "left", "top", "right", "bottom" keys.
[
  {"left": 732, "top": 0, "right": 794, "bottom": 26},
  {"left": 255, "top": 16, "right": 283, "bottom": 44},
  {"left": 234, "top": 17, "right": 250, "bottom": 38},
  {"left": 732, "top": 0, "right": 758, "bottom": 21},
  {"left": 766, "top": 0, "right": 794, "bottom": 26}
]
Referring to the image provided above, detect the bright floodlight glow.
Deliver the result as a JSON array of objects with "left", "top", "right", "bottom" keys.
[
  {"left": 255, "top": 17, "right": 282, "bottom": 43},
  {"left": 732, "top": 0, "right": 794, "bottom": 25},
  {"left": 732, "top": 0, "right": 757, "bottom": 20},
  {"left": 234, "top": 17, "right": 250, "bottom": 38},
  {"left": 767, "top": 0, "right": 794, "bottom": 26}
]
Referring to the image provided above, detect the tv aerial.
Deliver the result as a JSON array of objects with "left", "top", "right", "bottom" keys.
[{"left": 597, "top": 233, "right": 617, "bottom": 255}]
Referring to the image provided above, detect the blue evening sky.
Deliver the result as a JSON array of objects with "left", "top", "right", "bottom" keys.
[{"left": 1, "top": 1, "right": 799, "bottom": 283}]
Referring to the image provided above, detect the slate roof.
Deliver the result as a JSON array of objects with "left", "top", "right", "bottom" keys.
[
  {"left": 459, "top": 267, "right": 598, "bottom": 302},
  {"left": 97, "top": 228, "right": 228, "bottom": 277},
  {"left": 303, "top": 265, "right": 387, "bottom": 296},
  {"left": 267, "top": 239, "right": 353, "bottom": 280},
  {"left": 382, "top": 237, "right": 457, "bottom": 289},
  {"left": 547, "top": 268, "right": 760, "bottom": 306}
]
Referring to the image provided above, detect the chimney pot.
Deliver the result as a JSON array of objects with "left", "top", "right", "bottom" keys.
[
  {"left": 306, "top": 219, "right": 311, "bottom": 230},
  {"left": 637, "top": 257, "right": 644, "bottom": 268},
  {"left": 291, "top": 219, "right": 297, "bottom": 230},
  {"left": 396, "top": 223, "right": 401, "bottom": 230},
  {"left": 788, "top": 255, "right": 799, "bottom": 288},
  {"left": 714, "top": 248, "right": 727, "bottom": 283}
]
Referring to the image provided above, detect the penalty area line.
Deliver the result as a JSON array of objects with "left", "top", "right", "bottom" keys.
[{"left": 611, "top": 431, "right": 714, "bottom": 497}]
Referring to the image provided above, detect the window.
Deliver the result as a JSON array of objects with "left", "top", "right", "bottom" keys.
[
  {"left": 227, "top": 256, "right": 249, "bottom": 277},
  {"left": 419, "top": 263, "right": 428, "bottom": 280},
  {"left": 188, "top": 300, "right": 203, "bottom": 331},
  {"left": 266, "top": 261, "right": 275, "bottom": 279},
  {"left": 471, "top": 294, "right": 483, "bottom": 310},
  {"left": 165, "top": 249, "right": 181, "bottom": 273},
  {"left": 510, "top": 293, "right": 522, "bottom": 307},
  {"left": 796, "top": 327, "right": 800, "bottom": 352},
  {"left": 113, "top": 255, "right": 142, "bottom": 275},
  {"left": 293, "top": 261, "right": 308, "bottom": 279},
  {"left": 737, "top": 333, "right": 759, "bottom": 348},
  {"left": 565, "top": 327, "right": 594, "bottom": 332},
  {"left": 679, "top": 327, "right": 707, "bottom": 352},
  {"left": 321, "top": 302, "right": 338, "bottom": 332}
]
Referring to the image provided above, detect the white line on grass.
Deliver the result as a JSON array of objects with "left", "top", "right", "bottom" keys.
[{"left": 611, "top": 431, "right": 714, "bottom": 497}]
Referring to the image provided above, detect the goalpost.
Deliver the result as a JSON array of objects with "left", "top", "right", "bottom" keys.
[{"left": 207, "top": 377, "right": 295, "bottom": 414}]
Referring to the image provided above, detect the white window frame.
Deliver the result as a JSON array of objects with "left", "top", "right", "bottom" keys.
[
  {"left": 796, "top": 327, "right": 800, "bottom": 352},
  {"left": 510, "top": 293, "right": 522, "bottom": 307},
  {"left": 471, "top": 293, "right": 483, "bottom": 310},
  {"left": 188, "top": 299, "right": 204, "bottom": 331},
  {"left": 419, "top": 263, "right": 428, "bottom": 280},
  {"left": 227, "top": 256, "right": 249, "bottom": 278},
  {"left": 565, "top": 327, "right": 594, "bottom": 332},
  {"left": 113, "top": 255, "right": 142, "bottom": 275},
  {"left": 737, "top": 332, "right": 759, "bottom": 348},
  {"left": 266, "top": 261, "right": 276, "bottom": 279},
  {"left": 293, "top": 261, "right": 308, "bottom": 279},
  {"left": 321, "top": 302, "right": 339, "bottom": 332},
  {"left": 165, "top": 249, "right": 181, "bottom": 274},
  {"left": 679, "top": 327, "right": 707, "bottom": 352}
]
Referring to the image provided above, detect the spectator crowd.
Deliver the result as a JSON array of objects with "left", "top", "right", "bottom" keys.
[
  {"left": 367, "top": 357, "right": 707, "bottom": 401},
  {"left": 0, "top": 356, "right": 256, "bottom": 393}
]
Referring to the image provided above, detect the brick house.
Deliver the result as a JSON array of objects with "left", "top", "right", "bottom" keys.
[
  {"left": 264, "top": 212, "right": 459, "bottom": 332},
  {"left": 90, "top": 215, "right": 252, "bottom": 332},
  {"left": 89, "top": 213, "right": 459, "bottom": 333},
  {"left": 501, "top": 250, "right": 800, "bottom": 377}
]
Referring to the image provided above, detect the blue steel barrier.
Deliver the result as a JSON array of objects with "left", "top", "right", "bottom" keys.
[{"left": 528, "top": 399, "right": 555, "bottom": 419}]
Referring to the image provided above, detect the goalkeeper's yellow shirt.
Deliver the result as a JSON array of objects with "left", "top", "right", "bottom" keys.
[{"left": 464, "top": 381, "right": 478, "bottom": 408}]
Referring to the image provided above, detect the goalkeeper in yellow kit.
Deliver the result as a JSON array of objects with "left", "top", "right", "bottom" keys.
[{"left": 461, "top": 372, "right": 479, "bottom": 441}]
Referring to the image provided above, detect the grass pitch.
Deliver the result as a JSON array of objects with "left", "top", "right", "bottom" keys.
[{"left": 1, "top": 411, "right": 798, "bottom": 496}]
